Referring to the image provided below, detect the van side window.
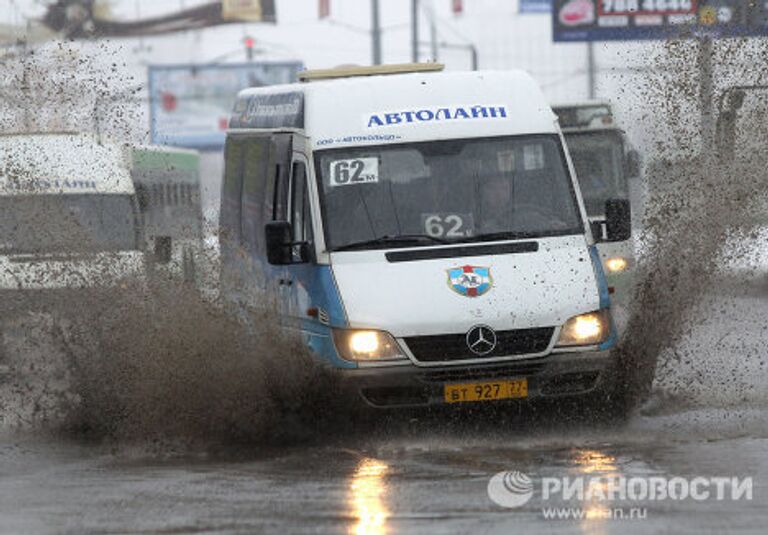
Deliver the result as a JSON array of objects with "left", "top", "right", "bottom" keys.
[
  {"left": 289, "top": 161, "right": 312, "bottom": 263},
  {"left": 266, "top": 135, "right": 292, "bottom": 222},
  {"left": 290, "top": 161, "right": 308, "bottom": 243},
  {"left": 240, "top": 137, "right": 270, "bottom": 254},
  {"left": 273, "top": 164, "right": 290, "bottom": 221}
]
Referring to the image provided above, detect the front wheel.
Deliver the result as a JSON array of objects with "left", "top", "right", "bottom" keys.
[
  {"left": 583, "top": 350, "right": 656, "bottom": 424},
  {"left": 580, "top": 381, "right": 635, "bottom": 424}
]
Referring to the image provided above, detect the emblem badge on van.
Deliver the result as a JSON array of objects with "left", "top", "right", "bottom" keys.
[
  {"left": 447, "top": 265, "right": 493, "bottom": 298},
  {"left": 466, "top": 325, "right": 497, "bottom": 356}
]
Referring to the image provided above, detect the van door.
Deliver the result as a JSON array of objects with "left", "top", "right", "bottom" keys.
[
  {"left": 264, "top": 134, "right": 292, "bottom": 321},
  {"left": 283, "top": 154, "right": 315, "bottom": 331}
]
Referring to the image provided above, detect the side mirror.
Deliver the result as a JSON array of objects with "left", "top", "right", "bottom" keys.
[
  {"left": 265, "top": 221, "right": 293, "bottom": 265},
  {"left": 605, "top": 199, "right": 631, "bottom": 242},
  {"left": 154, "top": 236, "right": 172, "bottom": 264},
  {"left": 625, "top": 149, "right": 641, "bottom": 179}
]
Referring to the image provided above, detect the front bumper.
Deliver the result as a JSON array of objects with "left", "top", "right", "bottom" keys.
[{"left": 338, "top": 349, "right": 618, "bottom": 408}]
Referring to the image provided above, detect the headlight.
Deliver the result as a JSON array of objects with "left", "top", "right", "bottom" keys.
[
  {"left": 556, "top": 310, "right": 611, "bottom": 347},
  {"left": 332, "top": 329, "right": 405, "bottom": 361},
  {"left": 604, "top": 256, "right": 628, "bottom": 273}
]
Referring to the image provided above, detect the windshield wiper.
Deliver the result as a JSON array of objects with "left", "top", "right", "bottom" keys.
[
  {"left": 451, "top": 231, "right": 538, "bottom": 243},
  {"left": 334, "top": 234, "right": 449, "bottom": 252}
]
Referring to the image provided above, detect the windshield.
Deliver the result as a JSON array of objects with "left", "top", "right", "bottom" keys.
[
  {"left": 315, "top": 135, "right": 583, "bottom": 251},
  {"left": 564, "top": 131, "right": 628, "bottom": 217},
  {"left": 0, "top": 194, "right": 139, "bottom": 255}
]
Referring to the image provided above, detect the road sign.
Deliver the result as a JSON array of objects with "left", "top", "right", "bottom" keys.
[
  {"left": 148, "top": 62, "right": 304, "bottom": 150},
  {"left": 553, "top": 0, "right": 768, "bottom": 42}
]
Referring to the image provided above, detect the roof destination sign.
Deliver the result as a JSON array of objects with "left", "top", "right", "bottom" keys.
[
  {"left": 553, "top": 0, "right": 768, "bottom": 42},
  {"left": 229, "top": 91, "right": 305, "bottom": 129}
]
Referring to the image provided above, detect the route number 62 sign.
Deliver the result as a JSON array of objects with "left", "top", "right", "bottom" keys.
[{"left": 329, "top": 157, "right": 379, "bottom": 187}]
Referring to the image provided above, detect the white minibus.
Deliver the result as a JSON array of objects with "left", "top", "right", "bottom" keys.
[{"left": 220, "top": 65, "right": 634, "bottom": 412}]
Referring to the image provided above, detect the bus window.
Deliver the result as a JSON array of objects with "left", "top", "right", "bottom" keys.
[
  {"left": 240, "top": 137, "right": 270, "bottom": 255},
  {"left": 152, "top": 184, "right": 162, "bottom": 207},
  {"left": 136, "top": 184, "right": 150, "bottom": 212}
]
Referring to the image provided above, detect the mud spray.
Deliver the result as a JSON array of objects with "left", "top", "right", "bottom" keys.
[
  {"left": 618, "top": 37, "right": 768, "bottom": 412},
  {"left": 0, "top": 279, "right": 357, "bottom": 448},
  {"left": 0, "top": 45, "right": 351, "bottom": 449},
  {"left": 2, "top": 39, "right": 768, "bottom": 448}
]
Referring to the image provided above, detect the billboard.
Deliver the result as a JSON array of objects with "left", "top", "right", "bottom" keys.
[
  {"left": 520, "top": 0, "right": 552, "bottom": 14},
  {"left": 148, "top": 61, "right": 304, "bottom": 150},
  {"left": 222, "top": 0, "right": 276, "bottom": 21},
  {"left": 553, "top": 1, "right": 768, "bottom": 42},
  {"left": 43, "top": 0, "right": 277, "bottom": 39}
]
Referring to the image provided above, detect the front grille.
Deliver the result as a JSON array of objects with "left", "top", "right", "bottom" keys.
[
  {"left": 404, "top": 327, "right": 555, "bottom": 363},
  {"left": 418, "top": 361, "right": 547, "bottom": 383}
]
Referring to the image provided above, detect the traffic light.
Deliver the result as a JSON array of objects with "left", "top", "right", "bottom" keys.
[{"left": 244, "top": 36, "right": 255, "bottom": 61}]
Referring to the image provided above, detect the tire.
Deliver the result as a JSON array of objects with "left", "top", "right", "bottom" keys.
[
  {"left": 583, "top": 350, "right": 656, "bottom": 424},
  {"left": 581, "top": 381, "right": 634, "bottom": 425}
]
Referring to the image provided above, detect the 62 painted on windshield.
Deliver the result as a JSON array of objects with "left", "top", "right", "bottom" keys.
[
  {"left": 422, "top": 213, "right": 474, "bottom": 239},
  {"left": 329, "top": 157, "right": 379, "bottom": 187}
]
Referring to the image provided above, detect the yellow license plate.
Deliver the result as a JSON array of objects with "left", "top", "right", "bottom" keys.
[{"left": 444, "top": 378, "right": 528, "bottom": 404}]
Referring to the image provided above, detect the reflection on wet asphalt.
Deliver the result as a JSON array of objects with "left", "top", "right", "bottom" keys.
[
  {"left": 0, "top": 431, "right": 766, "bottom": 534},
  {"left": 1, "top": 283, "right": 768, "bottom": 534}
]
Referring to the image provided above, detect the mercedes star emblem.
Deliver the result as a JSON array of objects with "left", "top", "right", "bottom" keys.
[{"left": 466, "top": 325, "right": 498, "bottom": 356}]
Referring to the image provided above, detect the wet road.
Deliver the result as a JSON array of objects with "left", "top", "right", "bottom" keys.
[
  {"left": 2, "top": 278, "right": 768, "bottom": 533},
  {"left": 1, "top": 419, "right": 767, "bottom": 533}
]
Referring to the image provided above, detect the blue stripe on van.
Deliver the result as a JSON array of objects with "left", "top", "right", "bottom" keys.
[
  {"left": 589, "top": 245, "right": 611, "bottom": 309},
  {"left": 599, "top": 321, "right": 618, "bottom": 351},
  {"left": 589, "top": 245, "right": 617, "bottom": 351},
  {"left": 318, "top": 265, "right": 347, "bottom": 328},
  {"left": 288, "top": 264, "right": 356, "bottom": 369},
  {"left": 314, "top": 265, "right": 355, "bottom": 368}
]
